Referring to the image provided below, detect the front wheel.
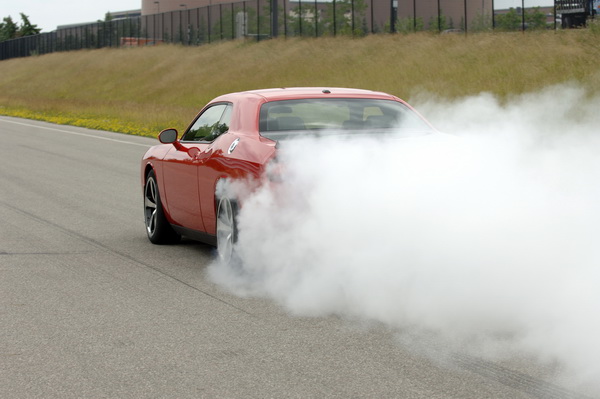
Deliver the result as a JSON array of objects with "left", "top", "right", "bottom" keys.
[
  {"left": 144, "top": 170, "right": 180, "bottom": 244},
  {"left": 216, "top": 196, "right": 239, "bottom": 265}
]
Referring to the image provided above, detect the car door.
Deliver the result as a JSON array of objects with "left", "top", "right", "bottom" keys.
[{"left": 161, "top": 103, "right": 230, "bottom": 232}]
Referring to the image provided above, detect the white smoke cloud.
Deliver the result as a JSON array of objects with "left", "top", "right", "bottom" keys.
[{"left": 208, "top": 84, "right": 600, "bottom": 390}]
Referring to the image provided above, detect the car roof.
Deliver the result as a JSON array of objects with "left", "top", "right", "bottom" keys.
[
  {"left": 211, "top": 87, "right": 400, "bottom": 103},
  {"left": 206, "top": 87, "right": 410, "bottom": 136}
]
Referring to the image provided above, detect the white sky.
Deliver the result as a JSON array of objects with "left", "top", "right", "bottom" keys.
[
  {"left": 1, "top": 0, "right": 555, "bottom": 33},
  {"left": 0, "top": 0, "right": 141, "bottom": 32}
]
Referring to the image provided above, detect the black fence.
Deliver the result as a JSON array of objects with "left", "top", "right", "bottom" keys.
[
  {"left": 0, "top": 0, "right": 558, "bottom": 61},
  {"left": 2, "top": 0, "right": 377, "bottom": 60}
]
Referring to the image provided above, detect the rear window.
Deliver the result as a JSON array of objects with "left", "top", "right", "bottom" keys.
[{"left": 259, "top": 98, "right": 434, "bottom": 140}]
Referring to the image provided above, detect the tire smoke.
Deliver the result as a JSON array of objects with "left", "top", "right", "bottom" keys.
[{"left": 209, "top": 84, "right": 600, "bottom": 389}]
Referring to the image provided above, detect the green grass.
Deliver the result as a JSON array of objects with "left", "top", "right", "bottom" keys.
[{"left": 2, "top": 29, "right": 600, "bottom": 136}]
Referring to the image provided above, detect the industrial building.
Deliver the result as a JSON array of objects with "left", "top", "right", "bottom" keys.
[{"left": 141, "top": 0, "right": 494, "bottom": 32}]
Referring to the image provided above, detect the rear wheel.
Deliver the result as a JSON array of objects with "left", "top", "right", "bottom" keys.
[
  {"left": 144, "top": 170, "right": 180, "bottom": 244},
  {"left": 216, "top": 196, "right": 238, "bottom": 264}
]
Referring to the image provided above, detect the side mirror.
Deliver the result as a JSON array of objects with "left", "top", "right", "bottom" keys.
[
  {"left": 158, "top": 128, "right": 192, "bottom": 154},
  {"left": 158, "top": 128, "right": 178, "bottom": 144}
]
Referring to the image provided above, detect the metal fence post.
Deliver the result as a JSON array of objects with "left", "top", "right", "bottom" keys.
[
  {"left": 299, "top": 0, "right": 303, "bottom": 36},
  {"left": 283, "top": 0, "right": 287, "bottom": 37},
  {"left": 521, "top": 0, "right": 525, "bottom": 32},
  {"left": 333, "top": 0, "right": 337, "bottom": 36},
  {"left": 464, "top": 0, "right": 468, "bottom": 34},
  {"left": 351, "top": 0, "right": 355, "bottom": 34},
  {"left": 314, "top": 0, "right": 318, "bottom": 37}
]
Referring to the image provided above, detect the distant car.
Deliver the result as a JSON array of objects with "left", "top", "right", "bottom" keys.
[
  {"left": 441, "top": 29, "right": 463, "bottom": 34},
  {"left": 141, "top": 87, "right": 437, "bottom": 263}
]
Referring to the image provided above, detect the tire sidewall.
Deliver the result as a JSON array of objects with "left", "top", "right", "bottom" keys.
[
  {"left": 216, "top": 196, "right": 239, "bottom": 265},
  {"left": 145, "top": 170, "right": 180, "bottom": 244}
]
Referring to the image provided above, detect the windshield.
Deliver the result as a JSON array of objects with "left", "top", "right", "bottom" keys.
[{"left": 259, "top": 98, "right": 434, "bottom": 140}]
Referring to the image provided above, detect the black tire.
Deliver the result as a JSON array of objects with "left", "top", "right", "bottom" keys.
[
  {"left": 144, "top": 170, "right": 181, "bottom": 244},
  {"left": 216, "top": 196, "right": 239, "bottom": 265}
]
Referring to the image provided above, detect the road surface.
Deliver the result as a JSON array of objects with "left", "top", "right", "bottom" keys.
[{"left": 0, "top": 116, "right": 593, "bottom": 398}]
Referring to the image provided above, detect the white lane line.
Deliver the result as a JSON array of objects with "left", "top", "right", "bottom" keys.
[{"left": 0, "top": 117, "right": 153, "bottom": 148}]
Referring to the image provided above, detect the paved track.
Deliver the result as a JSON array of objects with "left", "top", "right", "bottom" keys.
[{"left": 0, "top": 116, "right": 593, "bottom": 398}]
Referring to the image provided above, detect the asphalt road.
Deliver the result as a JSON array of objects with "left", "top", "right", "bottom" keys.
[{"left": 0, "top": 116, "right": 594, "bottom": 398}]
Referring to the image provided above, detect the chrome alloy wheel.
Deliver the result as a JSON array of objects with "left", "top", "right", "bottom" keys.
[
  {"left": 144, "top": 176, "right": 158, "bottom": 237},
  {"left": 216, "top": 197, "right": 236, "bottom": 264}
]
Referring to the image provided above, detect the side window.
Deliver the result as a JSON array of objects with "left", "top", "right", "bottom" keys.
[
  {"left": 217, "top": 104, "right": 233, "bottom": 136},
  {"left": 182, "top": 103, "right": 231, "bottom": 142}
]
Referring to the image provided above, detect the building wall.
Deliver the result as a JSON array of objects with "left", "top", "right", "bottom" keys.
[
  {"left": 397, "top": 0, "right": 494, "bottom": 30},
  {"left": 143, "top": 0, "right": 494, "bottom": 31},
  {"left": 142, "top": 0, "right": 233, "bottom": 15}
]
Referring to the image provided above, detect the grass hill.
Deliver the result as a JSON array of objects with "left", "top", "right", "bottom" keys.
[{"left": 1, "top": 30, "right": 600, "bottom": 136}]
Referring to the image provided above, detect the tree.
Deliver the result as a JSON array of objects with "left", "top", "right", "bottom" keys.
[
  {"left": 0, "top": 16, "right": 19, "bottom": 41},
  {"left": 0, "top": 13, "right": 41, "bottom": 42},
  {"left": 526, "top": 7, "right": 547, "bottom": 30},
  {"left": 495, "top": 8, "right": 521, "bottom": 31},
  {"left": 323, "top": 0, "right": 368, "bottom": 36},
  {"left": 395, "top": 17, "right": 424, "bottom": 34},
  {"left": 428, "top": 11, "right": 448, "bottom": 33},
  {"left": 17, "top": 13, "right": 40, "bottom": 36},
  {"left": 470, "top": 11, "right": 493, "bottom": 32}
]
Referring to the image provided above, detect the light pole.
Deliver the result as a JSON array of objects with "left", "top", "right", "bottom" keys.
[{"left": 154, "top": 1, "right": 160, "bottom": 13}]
